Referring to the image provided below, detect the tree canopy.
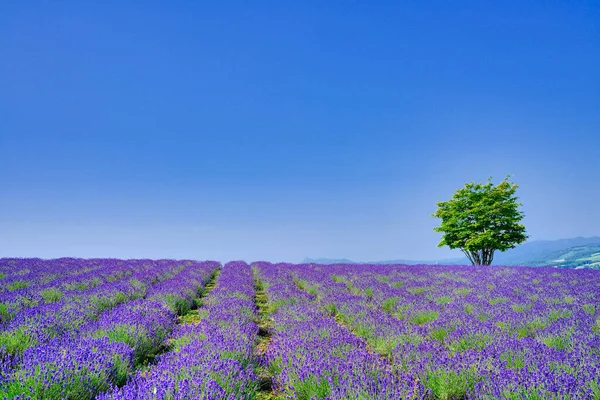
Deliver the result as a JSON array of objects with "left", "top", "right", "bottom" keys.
[{"left": 432, "top": 177, "right": 528, "bottom": 265}]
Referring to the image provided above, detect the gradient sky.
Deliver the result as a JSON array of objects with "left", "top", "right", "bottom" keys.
[{"left": 1, "top": 1, "right": 599, "bottom": 262}]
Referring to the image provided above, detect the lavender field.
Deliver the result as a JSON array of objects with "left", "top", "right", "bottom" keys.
[{"left": 0, "top": 259, "right": 599, "bottom": 399}]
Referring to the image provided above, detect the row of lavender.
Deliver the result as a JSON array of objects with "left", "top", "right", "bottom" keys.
[
  {"left": 282, "top": 263, "right": 600, "bottom": 399},
  {"left": 99, "top": 260, "right": 260, "bottom": 399},
  {"left": 0, "top": 260, "right": 219, "bottom": 399},
  {"left": 0, "top": 259, "right": 195, "bottom": 355},
  {"left": 253, "top": 262, "right": 425, "bottom": 399},
  {"left": 0, "top": 258, "right": 153, "bottom": 325}
]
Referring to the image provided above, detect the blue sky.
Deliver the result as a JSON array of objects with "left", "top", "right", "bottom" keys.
[{"left": 1, "top": 1, "right": 599, "bottom": 262}]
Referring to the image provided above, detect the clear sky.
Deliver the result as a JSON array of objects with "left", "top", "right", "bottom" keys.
[{"left": 1, "top": 1, "right": 599, "bottom": 262}]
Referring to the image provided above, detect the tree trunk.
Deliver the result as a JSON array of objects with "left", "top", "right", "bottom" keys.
[{"left": 465, "top": 249, "right": 495, "bottom": 265}]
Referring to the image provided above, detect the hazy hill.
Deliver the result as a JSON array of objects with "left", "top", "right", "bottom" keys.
[{"left": 303, "top": 237, "right": 600, "bottom": 269}]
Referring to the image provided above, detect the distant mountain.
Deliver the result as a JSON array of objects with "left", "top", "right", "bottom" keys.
[
  {"left": 493, "top": 238, "right": 600, "bottom": 269},
  {"left": 302, "top": 257, "right": 463, "bottom": 265},
  {"left": 302, "top": 258, "right": 358, "bottom": 265},
  {"left": 492, "top": 237, "right": 600, "bottom": 268},
  {"left": 303, "top": 237, "right": 600, "bottom": 269}
]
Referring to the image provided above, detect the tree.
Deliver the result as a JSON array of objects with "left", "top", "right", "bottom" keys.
[{"left": 432, "top": 176, "right": 528, "bottom": 265}]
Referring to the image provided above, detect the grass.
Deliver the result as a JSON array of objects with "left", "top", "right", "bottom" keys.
[
  {"left": 0, "top": 353, "right": 130, "bottom": 399},
  {"left": 541, "top": 334, "right": 572, "bottom": 350},
  {"left": 516, "top": 318, "right": 547, "bottom": 338},
  {"left": 6, "top": 280, "right": 29, "bottom": 291},
  {"left": 582, "top": 304, "right": 596, "bottom": 315},
  {"left": 511, "top": 303, "right": 531, "bottom": 313},
  {"left": 40, "top": 288, "right": 64, "bottom": 303},
  {"left": 179, "top": 309, "right": 209, "bottom": 324},
  {"left": 500, "top": 351, "right": 526, "bottom": 369},
  {"left": 424, "top": 367, "right": 481, "bottom": 400},
  {"left": 382, "top": 296, "right": 400, "bottom": 313},
  {"left": 430, "top": 327, "right": 449, "bottom": 342},
  {"left": 92, "top": 324, "right": 167, "bottom": 366},
  {"left": 547, "top": 308, "right": 572, "bottom": 322},
  {"left": 409, "top": 310, "right": 439, "bottom": 325},
  {"left": 437, "top": 272, "right": 469, "bottom": 283},
  {"left": 448, "top": 333, "right": 492, "bottom": 353},
  {"left": 434, "top": 295, "right": 453, "bottom": 306},
  {"left": 324, "top": 302, "right": 337, "bottom": 316},
  {"left": 407, "top": 286, "right": 431, "bottom": 295},
  {"left": 291, "top": 374, "right": 331, "bottom": 400},
  {"left": 0, "top": 303, "right": 10, "bottom": 320},
  {"left": 371, "top": 335, "right": 403, "bottom": 358},
  {"left": 489, "top": 297, "right": 510, "bottom": 305},
  {"left": 0, "top": 329, "right": 37, "bottom": 355},
  {"left": 477, "top": 312, "right": 491, "bottom": 322},
  {"left": 392, "top": 304, "right": 412, "bottom": 320},
  {"left": 453, "top": 287, "right": 472, "bottom": 296},
  {"left": 495, "top": 321, "right": 511, "bottom": 332}
]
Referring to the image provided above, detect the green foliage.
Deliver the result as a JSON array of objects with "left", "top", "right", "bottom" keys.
[
  {"left": 495, "top": 321, "right": 511, "bottom": 331},
  {"left": 153, "top": 294, "right": 192, "bottom": 315},
  {"left": 381, "top": 297, "right": 400, "bottom": 313},
  {"left": 0, "top": 329, "right": 37, "bottom": 355},
  {"left": 392, "top": 304, "right": 412, "bottom": 320},
  {"left": 516, "top": 318, "right": 547, "bottom": 338},
  {"left": 432, "top": 177, "right": 528, "bottom": 265},
  {"left": 6, "top": 280, "right": 29, "bottom": 291},
  {"left": 434, "top": 295, "right": 453, "bottom": 306},
  {"left": 430, "top": 327, "right": 449, "bottom": 342},
  {"left": 541, "top": 334, "right": 572, "bottom": 350},
  {"left": 295, "top": 278, "right": 309, "bottom": 290},
  {"left": 489, "top": 296, "right": 510, "bottom": 305},
  {"left": 179, "top": 309, "right": 209, "bottom": 324},
  {"left": 448, "top": 333, "right": 492, "bottom": 353},
  {"left": 592, "top": 317, "right": 600, "bottom": 334},
  {"left": 324, "top": 302, "right": 337, "bottom": 316},
  {"left": 453, "top": 287, "right": 472, "bottom": 296},
  {"left": 407, "top": 286, "right": 431, "bottom": 295},
  {"left": 500, "top": 351, "right": 525, "bottom": 369},
  {"left": 40, "top": 288, "right": 64, "bottom": 303},
  {"left": 437, "top": 272, "right": 469, "bottom": 283},
  {"left": 502, "top": 387, "right": 567, "bottom": 400},
  {"left": 92, "top": 323, "right": 169, "bottom": 366},
  {"left": 0, "top": 303, "right": 10, "bottom": 320},
  {"left": 371, "top": 334, "right": 422, "bottom": 358},
  {"left": 424, "top": 367, "right": 480, "bottom": 400},
  {"left": 0, "top": 353, "right": 130, "bottom": 399},
  {"left": 511, "top": 303, "right": 530, "bottom": 313},
  {"left": 292, "top": 374, "right": 331, "bottom": 400},
  {"left": 92, "top": 291, "right": 129, "bottom": 313},
  {"left": 582, "top": 304, "right": 596, "bottom": 315},
  {"left": 409, "top": 310, "right": 439, "bottom": 325},
  {"left": 547, "top": 309, "right": 572, "bottom": 322},
  {"left": 477, "top": 312, "right": 491, "bottom": 322}
]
